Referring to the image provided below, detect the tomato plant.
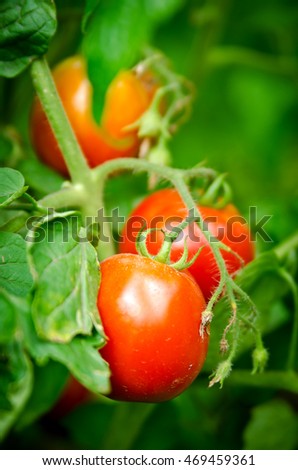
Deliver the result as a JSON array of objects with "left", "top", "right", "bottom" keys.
[
  {"left": 97, "top": 253, "right": 209, "bottom": 402},
  {"left": 0, "top": 0, "right": 297, "bottom": 452},
  {"left": 119, "top": 188, "right": 255, "bottom": 299},
  {"left": 30, "top": 56, "right": 157, "bottom": 175}
]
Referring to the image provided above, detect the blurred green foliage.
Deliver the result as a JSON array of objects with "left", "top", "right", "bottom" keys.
[{"left": 1, "top": 0, "right": 298, "bottom": 450}]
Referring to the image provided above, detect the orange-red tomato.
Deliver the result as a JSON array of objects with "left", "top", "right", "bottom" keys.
[
  {"left": 30, "top": 56, "right": 157, "bottom": 175},
  {"left": 97, "top": 254, "right": 208, "bottom": 402},
  {"left": 119, "top": 189, "right": 255, "bottom": 300}
]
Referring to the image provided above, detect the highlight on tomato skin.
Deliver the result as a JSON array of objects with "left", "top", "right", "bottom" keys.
[
  {"left": 97, "top": 253, "right": 209, "bottom": 403},
  {"left": 119, "top": 188, "right": 255, "bottom": 300},
  {"left": 30, "top": 55, "right": 158, "bottom": 176}
]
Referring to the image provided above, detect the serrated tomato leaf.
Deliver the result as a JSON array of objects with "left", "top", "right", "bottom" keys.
[
  {"left": 29, "top": 218, "right": 102, "bottom": 343},
  {"left": 0, "top": 0, "right": 57, "bottom": 78},
  {"left": 20, "top": 306, "right": 110, "bottom": 395},
  {"left": 0, "top": 232, "right": 33, "bottom": 297}
]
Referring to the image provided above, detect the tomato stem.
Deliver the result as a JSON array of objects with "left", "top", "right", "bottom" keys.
[
  {"left": 278, "top": 268, "right": 298, "bottom": 371},
  {"left": 274, "top": 231, "right": 298, "bottom": 260},
  {"left": 30, "top": 57, "right": 90, "bottom": 185},
  {"left": 227, "top": 369, "right": 298, "bottom": 394},
  {"left": 39, "top": 185, "right": 87, "bottom": 210}
]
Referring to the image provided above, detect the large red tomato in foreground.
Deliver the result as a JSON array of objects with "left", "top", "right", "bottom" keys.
[
  {"left": 97, "top": 254, "right": 208, "bottom": 402},
  {"left": 30, "top": 56, "right": 157, "bottom": 175},
  {"left": 119, "top": 189, "right": 255, "bottom": 300}
]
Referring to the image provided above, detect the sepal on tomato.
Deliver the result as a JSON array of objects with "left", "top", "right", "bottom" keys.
[
  {"left": 209, "top": 359, "right": 232, "bottom": 388},
  {"left": 252, "top": 346, "right": 269, "bottom": 374}
]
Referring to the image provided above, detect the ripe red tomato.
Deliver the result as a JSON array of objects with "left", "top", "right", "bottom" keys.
[
  {"left": 97, "top": 253, "right": 208, "bottom": 402},
  {"left": 119, "top": 189, "right": 255, "bottom": 300},
  {"left": 30, "top": 56, "right": 157, "bottom": 175}
]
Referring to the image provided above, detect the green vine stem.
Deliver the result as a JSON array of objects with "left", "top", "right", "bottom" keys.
[
  {"left": 30, "top": 57, "right": 90, "bottom": 185},
  {"left": 30, "top": 56, "right": 115, "bottom": 260},
  {"left": 38, "top": 185, "right": 87, "bottom": 211},
  {"left": 227, "top": 370, "right": 298, "bottom": 394},
  {"left": 208, "top": 46, "right": 298, "bottom": 79},
  {"left": 278, "top": 268, "right": 298, "bottom": 371},
  {"left": 274, "top": 231, "right": 298, "bottom": 261}
]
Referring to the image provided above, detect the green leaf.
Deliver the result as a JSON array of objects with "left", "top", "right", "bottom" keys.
[
  {"left": 0, "top": 341, "right": 33, "bottom": 441},
  {"left": 16, "top": 361, "right": 69, "bottom": 429},
  {"left": 82, "top": 0, "right": 186, "bottom": 121},
  {"left": 0, "top": 232, "right": 33, "bottom": 296},
  {"left": 82, "top": 0, "right": 100, "bottom": 32},
  {"left": 144, "top": 0, "right": 185, "bottom": 23},
  {"left": 0, "top": 167, "right": 27, "bottom": 207},
  {"left": 0, "top": 0, "right": 57, "bottom": 78},
  {"left": 29, "top": 217, "right": 102, "bottom": 342},
  {"left": 0, "top": 132, "right": 13, "bottom": 164},
  {"left": 0, "top": 289, "right": 17, "bottom": 342},
  {"left": 0, "top": 210, "right": 28, "bottom": 233},
  {"left": 243, "top": 399, "right": 298, "bottom": 450},
  {"left": 17, "top": 159, "right": 64, "bottom": 196},
  {"left": 20, "top": 306, "right": 110, "bottom": 395},
  {"left": 82, "top": 0, "right": 151, "bottom": 121}
]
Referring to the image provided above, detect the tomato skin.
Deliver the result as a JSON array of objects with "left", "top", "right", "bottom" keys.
[
  {"left": 30, "top": 56, "right": 156, "bottom": 175},
  {"left": 97, "top": 254, "right": 208, "bottom": 402},
  {"left": 119, "top": 189, "right": 255, "bottom": 300}
]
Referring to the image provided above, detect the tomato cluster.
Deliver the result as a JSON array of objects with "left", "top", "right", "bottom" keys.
[
  {"left": 95, "top": 191, "right": 254, "bottom": 402},
  {"left": 30, "top": 56, "right": 157, "bottom": 175},
  {"left": 30, "top": 56, "right": 254, "bottom": 407}
]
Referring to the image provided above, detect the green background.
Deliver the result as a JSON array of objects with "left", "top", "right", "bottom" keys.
[{"left": 1, "top": 0, "right": 298, "bottom": 450}]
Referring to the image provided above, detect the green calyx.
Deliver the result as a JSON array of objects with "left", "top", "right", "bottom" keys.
[
  {"left": 136, "top": 218, "right": 204, "bottom": 271},
  {"left": 199, "top": 173, "right": 232, "bottom": 209}
]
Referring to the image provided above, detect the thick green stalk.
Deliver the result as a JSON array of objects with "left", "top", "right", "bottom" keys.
[
  {"left": 30, "top": 57, "right": 90, "bottom": 185},
  {"left": 228, "top": 370, "right": 298, "bottom": 394},
  {"left": 38, "top": 185, "right": 86, "bottom": 210},
  {"left": 92, "top": 158, "right": 215, "bottom": 189}
]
